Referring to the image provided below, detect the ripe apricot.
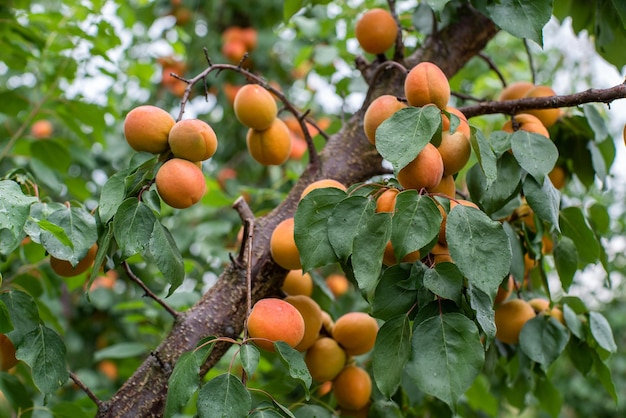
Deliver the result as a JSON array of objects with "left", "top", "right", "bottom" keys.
[
  {"left": 305, "top": 337, "right": 347, "bottom": 382},
  {"left": 325, "top": 273, "right": 350, "bottom": 297},
  {"left": 301, "top": 179, "right": 346, "bottom": 199},
  {"left": 270, "top": 218, "right": 301, "bottom": 270},
  {"left": 246, "top": 119, "right": 292, "bottom": 165},
  {"left": 289, "top": 136, "right": 308, "bottom": 160},
  {"left": 123, "top": 105, "right": 175, "bottom": 154},
  {"left": 541, "top": 234, "right": 554, "bottom": 255},
  {"left": 247, "top": 298, "right": 305, "bottom": 352},
  {"left": 332, "top": 312, "right": 378, "bottom": 356},
  {"left": 333, "top": 365, "right": 372, "bottom": 411},
  {"left": 431, "top": 242, "right": 452, "bottom": 264},
  {"left": 397, "top": 143, "right": 444, "bottom": 191},
  {"left": 0, "top": 334, "right": 18, "bottom": 371},
  {"left": 548, "top": 165, "right": 567, "bottom": 189},
  {"left": 222, "top": 39, "right": 247, "bottom": 63},
  {"left": 494, "top": 275, "right": 515, "bottom": 305},
  {"left": 233, "top": 84, "right": 277, "bottom": 130},
  {"left": 502, "top": 113, "right": 550, "bottom": 138},
  {"left": 441, "top": 106, "right": 470, "bottom": 139},
  {"left": 404, "top": 62, "right": 450, "bottom": 109},
  {"left": 354, "top": 8, "right": 397, "bottom": 55},
  {"left": 168, "top": 119, "right": 218, "bottom": 162},
  {"left": 363, "top": 95, "right": 407, "bottom": 145},
  {"left": 437, "top": 131, "right": 471, "bottom": 176},
  {"left": 428, "top": 174, "right": 455, "bottom": 197},
  {"left": 528, "top": 297, "right": 565, "bottom": 324},
  {"left": 375, "top": 188, "right": 399, "bottom": 213},
  {"left": 50, "top": 243, "right": 98, "bottom": 278},
  {"left": 30, "top": 120, "right": 53, "bottom": 139},
  {"left": 523, "top": 85, "right": 561, "bottom": 128},
  {"left": 449, "top": 199, "right": 479, "bottom": 211},
  {"left": 282, "top": 269, "right": 313, "bottom": 297},
  {"left": 155, "top": 158, "right": 206, "bottom": 209},
  {"left": 382, "top": 241, "right": 421, "bottom": 266},
  {"left": 98, "top": 360, "right": 119, "bottom": 381},
  {"left": 498, "top": 81, "right": 534, "bottom": 101},
  {"left": 321, "top": 310, "right": 335, "bottom": 335},
  {"left": 494, "top": 299, "right": 536, "bottom": 344},
  {"left": 285, "top": 295, "right": 324, "bottom": 351}
]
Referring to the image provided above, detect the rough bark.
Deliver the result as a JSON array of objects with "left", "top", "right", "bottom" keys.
[{"left": 96, "top": 6, "right": 498, "bottom": 417}]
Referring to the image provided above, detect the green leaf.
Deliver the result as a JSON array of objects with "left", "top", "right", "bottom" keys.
[
  {"left": 391, "top": 191, "right": 441, "bottom": 260},
  {"left": 469, "top": 127, "right": 498, "bottom": 187},
  {"left": 466, "top": 153, "right": 522, "bottom": 214},
  {"left": 369, "top": 399, "right": 404, "bottom": 417},
  {"left": 407, "top": 313, "right": 484, "bottom": 410},
  {"left": 376, "top": 106, "right": 442, "bottom": 173},
  {"left": 553, "top": 236, "right": 578, "bottom": 291},
  {"left": 0, "top": 180, "right": 38, "bottom": 256},
  {"left": 563, "top": 304, "right": 583, "bottom": 339},
  {"left": 40, "top": 205, "right": 97, "bottom": 266},
  {"left": 197, "top": 373, "right": 251, "bottom": 418},
  {"left": 148, "top": 222, "right": 184, "bottom": 296},
  {"left": 293, "top": 405, "right": 333, "bottom": 418},
  {"left": 559, "top": 206, "right": 600, "bottom": 266},
  {"left": 327, "top": 195, "right": 372, "bottom": 262},
  {"left": 0, "top": 301, "right": 12, "bottom": 333},
  {"left": 16, "top": 324, "right": 68, "bottom": 395},
  {"left": 372, "top": 315, "right": 411, "bottom": 398},
  {"left": 352, "top": 212, "right": 392, "bottom": 295},
  {"left": 503, "top": 221, "right": 525, "bottom": 284},
  {"left": 372, "top": 264, "right": 418, "bottom": 320},
  {"left": 446, "top": 204, "right": 512, "bottom": 295},
  {"left": 589, "top": 312, "right": 617, "bottom": 353},
  {"left": 284, "top": 0, "right": 304, "bottom": 20},
  {"left": 274, "top": 341, "right": 312, "bottom": 400},
  {"left": 511, "top": 131, "right": 558, "bottom": 183},
  {"left": 99, "top": 169, "right": 129, "bottom": 224},
  {"left": 239, "top": 344, "right": 260, "bottom": 379},
  {"left": 468, "top": 285, "right": 496, "bottom": 343},
  {"left": 423, "top": 263, "right": 464, "bottom": 305},
  {"left": 464, "top": 375, "right": 498, "bottom": 417},
  {"left": 523, "top": 174, "right": 561, "bottom": 231},
  {"left": 0, "top": 290, "right": 41, "bottom": 346},
  {"left": 113, "top": 198, "right": 157, "bottom": 259},
  {"left": 294, "top": 187, "right": 346, "bottom": 271},
  {"left": 591, "top": 349, "right": 618, "bottom": 403},
  {"left": 485, "top": 0, "right": 553, "bottom": 45},
  {"left": 519, "top": 315, "right": 569, "bottom": 368},
  {"left": 535, "top": 376, "right": 563, "bottom": 418},
  {"left": 94, "top": 342, "right": 148, "bottom": 360},
  {"left": 164, "top": 338, "right": 215, "bottom": 418},
  {"left": 35, "top": 218, "right": 72, "bottom": 248},
  {"left": 587, "top": 203, "right": 610, "bottom": 236}
]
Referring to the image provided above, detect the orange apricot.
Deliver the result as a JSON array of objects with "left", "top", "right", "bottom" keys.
[
  {"left": 428, "top": 174, "right": 455, "bottom": 197},
  {"left": 354, "top": 8, "right": 397, "bottom": 55},
  {"left": 494, "top": 275, "right": 515, "bottom": 305},
  {"left": 522, "top": 85, "right": 561, "bottom": 128},
  {"left": 247, "top": 298, "right": 305, "bottom": 352},
  {"left": 502, "top": 113, "right": 550, "bottom": 138},
  {"left": 30, "top": 120, "right": 53, "bottom": 139},
  {"left": 431, "top": 242, "right": 452, "bottom": 264},
  {"left": 333, "top": 365, "right": 372, "bottom": 411},
  {"left": 234, "top": 84, "right": 278, "bottom": 130},
  {"left": 382, "top": 241, "right": 421, "bottom": 266},
  {"left": 437, "top": 131, "right": 471, "bottom": 176},
  {"left": 375, "top": 188, "right": 399, "bottom": 213},
  {"left": 363, "top": 95, "right": 407, "bottom": 145},
  {"left": 50, "top": 243, "right": 98, "bottom": 278},
  {"left": 332, "top": 312, "right": 378, "bottom": 356},
  {"left": 548, "top": 165, "right": 567, "bottom": 189},
  {"left": 441, "top": 106, "right": 470, "bottom": 139},
  {"left": 404, "top": 62, "right": 450, "bottom": 109},
  {"left": 305, "top": 337, "right": 347, "bottom": 382},
  {"left": 270, "top": 218, "right": 301, "bottom": 270},
  {"left": 397, "top": 143, "right": 444, "bottom": 191},
  {"left": 222, "top": 39, "right": 246, "bottom": 63},
  {"left": 98, "top": 360, "right": 119, "bottom": 381},
  {"left": 168, "top": 119, "right": 218, "bottom": 162},
  {"left": 498, "top": 81, "right": 534, "bottom": 101},
  {"left": 528, "top": 298, "right": 565, "bottom": 325},
  {"left": 123, "top": 105, "right": 175, "bottom": 154},
  {"left": 301, "top": 179, "right": 346, "bottom": 199},
  {"left": 155, "top": 158, "right": 206, "bottom": 209},
  {"left": 494, "top": 299, "right": 536, "bottom": 344},
  {"left": 246, "top": 118, "right": 292, "bottom": 166},
  {"left": 282, "top": 269, "right": 314, "bottom": 297},
  {"left": 285, "top": 295, "right": 324, "bottom": 352},
  {"left": 449, "top": 199, "right": 479, "bottom": 211},
  {"left": 0, "top": 334, "right": 18, "bottom": 371},
  {"left": 325, "top": 273, "right": 350, "bottom": 298}
]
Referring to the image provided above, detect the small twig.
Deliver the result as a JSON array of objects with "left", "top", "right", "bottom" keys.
[
  {"left": 477, "top": 52, "right": 506, "bottom": 87},
  {"left": 232, "top": 196, "right": 255, "bottom": 342},
  {"left": 387, "top": 0, "right": 405, "bottom": 61},
  {"left": 122, "top": 261, "right": 179, "bottom": 319},
  {"left": 451, "top": 91, "right": 486, "bottom": 103},
  {"left": 70, "top": 371, "right": 103, "bottom": 408},
  {"left": 523, "top": 39, "right": 536, "bottom": 85}
]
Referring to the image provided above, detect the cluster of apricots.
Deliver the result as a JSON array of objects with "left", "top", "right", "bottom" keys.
[
  {"left": 221, "top": 26, "right": 258, "bottom": 64},
  {"left": 157, "top": 56, "right": 187, "bottom": 97},
  {"left": 233, "top": 84, "right": 293, "bottom": 165},
  {"left": 123, "top": 105, "right": 217, "bottom": 209},
  {"left": 246, "top": 295, "right": 377, "bottom": 414},
  {"left": 281, "top": 269, "right": 350, "bottom": 299}
]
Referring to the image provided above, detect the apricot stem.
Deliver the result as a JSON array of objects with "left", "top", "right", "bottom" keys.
[
  {"left": 477, "top": 52, "right": 506, "bottom": 88},
  {"left": 122, "top": 261, "right": 179, "bottom": 319},
  {"left": 523, "top": 39, "right": 537, "bottom": 85}
]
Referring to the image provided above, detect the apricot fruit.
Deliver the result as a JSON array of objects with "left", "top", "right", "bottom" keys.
[
  {"left": 494, "top": 275, "right": 515, "bottom": 305},
  {"left": 428, "top": 174, "right": 455, "bottom": 197},
  {"left": 98, "top": 360, "right": 119, "bottom": 381},
  {"left": 363, "top": 95, "right": 407, "bottom": 145},
  {"left": 522, "top": 85, "right": 561, "bottom": 128},
  {"left": 404, "top": 62, "right": 450, "bottom": 109},
  {"left": 282, "top": 269, "right": 313, "bottom": 297},
  {"left": 375, "top": 188, "right": 399, "bottom": 213},
  {"left": 441, "top": 106, "right": 470, "bottom": 139},
  {"left": 325, "top": 273, "right": 350, "bottom": 298},
  {"left": 0, "top": 334, "right": 18, "bottom": 371},
  {"left": 301, "top": 179, "right": 346, "bottom": 199},
  {"left": 247, "top": 298, "right": 305, "bottom": 352},
  {"left": 498, "top": 81, "right": 534, "bottom": 101},
  {"left": 332, "top": 312, "right": 378, "bottom": 356},
  {"left": 437, "top": 131, "right": 471, "bottom": 176},
  {"left": 382, "top": 241, "right": 421, "bottom": 266},
  {"left": 246, "top": 119, "right": 292, "bottom": 165},
  {"left": 321, "top": 310, "right": 335, "bottom": 335},
  {"left": 431, "top": 242, "right": 453, "bottom": 264},
  {"left": 285, "top": 295, "right": 324, "bottom": 352},
  {"left": 167, "top": 119, "right": 218, "bottom": 162},
  {"left": 548, "top": 165, "right": 567, "bottom": 189},
  {"left": 155, "top": 158, "right": 206, "bottom": 209},
  {"left": 305, "top": 337, "right": 347, "bottom": 382},
  {"left": 123, "top": 105, "right": 175, "bottom": 154},
  {"left": 529, "top": 298, "right": 565, "bottom": 325},
  {"left": 233, "top": 84, "right": 278, "bottom": 130},
  {"left": 270, "top": 218, "right": 302, "bottom": 270},
  {"left": 397, "top": 143, "right": 444, "bottom": 191},
  {"left": 354, "top": 8, "right": 397, "bottom": 55},
  {"left": 50, "top": 243, "right": 98, "bottom": 278},
  {"left": 31, "top": 119, "right": 53, "bottom": 139},
  {"left": 494, "top": 299, "right": 536, "bottom": 344},
  {"left": 502, "top": 113, "right": 550, "bottom": 138},
  {"left": 333, "top": 365, "right": 372, "bottom": 411},
  {"left": 222, "top": 39, "right": 247, "bottom": 63}
]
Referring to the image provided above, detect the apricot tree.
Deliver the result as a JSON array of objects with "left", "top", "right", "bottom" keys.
[{"left": 1, "top": 0, "right": 626, "bottom": 417}]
